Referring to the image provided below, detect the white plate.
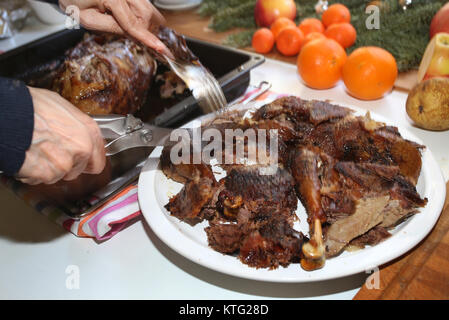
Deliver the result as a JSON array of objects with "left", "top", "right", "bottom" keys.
[
  {"left": 138, "top": 102, "right": 446, "bottom": 283},
  {"left": 154, "top": 0, "right": 202, "bottom": 11}
]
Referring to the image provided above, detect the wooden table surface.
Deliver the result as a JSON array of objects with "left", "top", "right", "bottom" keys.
[{"left": 163, "top": 8, "right": 449, "bottom": 300}]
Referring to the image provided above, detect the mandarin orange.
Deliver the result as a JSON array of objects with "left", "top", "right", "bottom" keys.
[
  {"left": 252, "top": 28, "right": 275, "bottom": 53},
  {"left": 342, "top": 46, "right": 398, "bottom": 100},
  {"left": 297, "top": 38, "right": 347, "bottom": 89}
]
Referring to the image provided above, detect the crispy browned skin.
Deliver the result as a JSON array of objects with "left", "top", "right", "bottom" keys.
[
  {"left": 52, "top": 34, "right": 156, "bottom": 115},
  {"left": 349, "top": 226, "right": 391, "bottom": 249},
  {"left": 252, "top": 96, "right": 352, "bottom": 126},
  {"left": 255, "top": 98, "right": 423, "bottom": 186},
  {"left": 308, "top": 115, "right": 423, "bottom": 185},
  {"left": 223, "top": 166, "right": 298, "bottom": 214}
]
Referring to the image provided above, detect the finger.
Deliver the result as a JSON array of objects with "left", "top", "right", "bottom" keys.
[
  {"left": 84, "top": 142, "right": 105, "bottom": 175},
  {"left": 83, "top": 120, "right": 106, "bottom": 175},
  {"left": 134, "top": 29, "right": 174, "bottom": 58},
  {"left": 62, "top": 152, "right": 89, "bottom": 181},
  {"left": 62, "top": 108, "right": 105, "bottom": 176},
  {"left": 21, "top": 160, "right": 64, "bottom": 185},
  {"left": 104, "top": 0, "right": 172, "bottom": 57},
  {"left": 18, "top": 177, "right": 41, "bottom": 186},
  {"left": 41, "top": 145, "right": 75, "bottom": 184},
  {"left": 148, "top": 2, "right": 166, "bottom": 26},
  {"left": 59, "top": 0, "right": 101, "bottom": 11},
  {"left": 79, "top": 8, "right": 125, "bottom": 35}
]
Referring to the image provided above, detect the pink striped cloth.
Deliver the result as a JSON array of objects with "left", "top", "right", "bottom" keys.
[{"left": 0, "top": 176, "right": 141, "bottom": 241}]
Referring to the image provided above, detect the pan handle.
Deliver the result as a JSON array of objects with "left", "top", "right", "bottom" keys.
[{"left": 238, "top": 81, "right": 272, "bottom": 106}]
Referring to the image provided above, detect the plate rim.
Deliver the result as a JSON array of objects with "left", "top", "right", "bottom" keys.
[{"left": 138, "top": 102, "right": 446, "bottom": 283}]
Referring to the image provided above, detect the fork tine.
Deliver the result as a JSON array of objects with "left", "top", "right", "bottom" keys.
[
  {"left": 205, "top": 72, "right": 226, "bottom": 112},
  {"left": 201, "top": 73, "right": 220, "bottom": 113},
  {"left": 205, "top": 78, "right": 221, "bottom": 112},
  {"left": 206, "top": 70, "right": 226, "bottom": 106},
  {"left": 164, "top": 54, "right": 227, "bottom": 114},
  {"left": 209, "top": 75, "right": 227, "bottom": 111},
  {"left": 200, "top": 85, "right": 218, "bottom": 113}
]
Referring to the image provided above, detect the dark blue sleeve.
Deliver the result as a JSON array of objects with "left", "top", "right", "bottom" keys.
[{"left": 0, "top": 77, "right": 34, "bottom": 176}]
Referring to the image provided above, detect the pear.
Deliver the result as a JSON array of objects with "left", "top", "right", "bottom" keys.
[{"left": 406, "top": 78, "right": 449, "bottom": 131}]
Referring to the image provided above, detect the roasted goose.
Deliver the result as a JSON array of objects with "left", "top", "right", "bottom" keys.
[
  {"left": 161, "top": 96, "right": 427, "bottom": 271},
  {"left": 52, "top": 34, "right": 157, "bottom": 115}
]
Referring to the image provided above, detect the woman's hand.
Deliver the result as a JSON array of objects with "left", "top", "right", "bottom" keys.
[
  {"left": 17, "top": 87, "right": 106, "bottom": 185},
  {"left": 59, "top": 0, "right": 173, "bottom": 58}
]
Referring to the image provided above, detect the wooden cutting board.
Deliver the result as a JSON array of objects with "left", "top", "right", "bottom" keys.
[{"left": 163, "top": 9, "right": 448, "bottom": 299}]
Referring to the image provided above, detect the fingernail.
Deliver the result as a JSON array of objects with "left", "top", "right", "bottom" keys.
[
  {"left": 161, "top": 48, "right": 175, "bottom": 60},
  {"left": 155, "top": 43, "right": 174, "bottom": 59}
]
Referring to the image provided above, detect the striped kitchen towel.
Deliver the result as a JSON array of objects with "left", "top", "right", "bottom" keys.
[{"left": 1, "top": 176, "right": 140, "bottom": 241}]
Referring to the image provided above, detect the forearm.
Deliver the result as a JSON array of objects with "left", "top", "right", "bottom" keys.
[{"left": 0, "top": 78, "right": 34, "bottom": 176}]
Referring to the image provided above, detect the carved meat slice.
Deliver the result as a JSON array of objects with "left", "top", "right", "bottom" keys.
[
  {"left": 325, "top": 196, "right": 389, "bottom": 257},
  {"left": 160, "top": 147, "right": 213, "bottom": 184},
  {"left": 206, "top": 221, "right": 243, "bottom": 254},
  {"left": 238, "top": 216, "right": 303, "bottom": 269},
  {"left": 164, "top": 172, "right": 216, "bottom": 226},
  {"left": 161, "top": 147, "right": 218, "bottom": 226}
]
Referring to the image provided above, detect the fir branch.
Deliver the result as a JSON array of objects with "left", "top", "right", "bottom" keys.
[
  {"left": 208, "top": 1, "right": 257, "bottom": 32},
  {"left": 223, "top": 29, "right": 256, "bottom": 48}
]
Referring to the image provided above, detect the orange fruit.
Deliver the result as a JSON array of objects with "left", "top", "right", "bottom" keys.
[
  {"left": 297, "top": 38, "right": 347, "bottom": 89},
  {"left": 342, "top": 46, "right": 398, "bottom": 100},
  {"left": 252, "top": 28, "right": 275, "bottom": 54},
  {"left": 322, "top": 3, "right": 351, "bottom": 27},
  {"left": 324, "top": 22, "right": 356, "bottom": 48},
  {"left": 270, "top": 17, "right": 296, "bottom": 39},
  {"left": 300, "top": 31, "right": 326, "bottom": 50},
  {"left": 276, "top": 27, "right": 305, "bottom": 56},
  {"left": 298, "top": 18, "right": 325, "bottom": 36}
]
